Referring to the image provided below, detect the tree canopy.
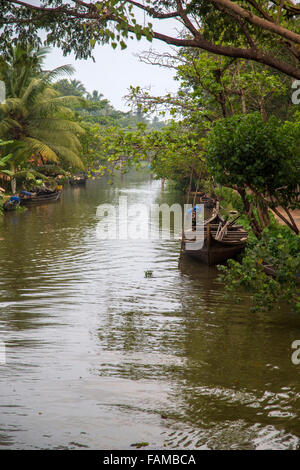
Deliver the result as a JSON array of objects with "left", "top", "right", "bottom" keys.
[
  {"left": 207, "top": 112, "right": 300, "bottom": 235},
  {"left": 1, "top": 1, "right": 300, "bottom": 78}
]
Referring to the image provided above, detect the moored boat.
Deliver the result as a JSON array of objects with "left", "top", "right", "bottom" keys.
[
  {"left": 69, "top": 174, "right": 87, "bottom": 186},
  {"left": 3, "top": 198, "right": 20, "bottom": 211},
  {"left": 182, "top": 210, "right": 248, "bottom": 265},
  {"left": 19, "top": 190, "right": 61, "bottom": 206}
]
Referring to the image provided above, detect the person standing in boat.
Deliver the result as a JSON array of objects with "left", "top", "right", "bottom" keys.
[{"left": 187, "top": 204, "right": 203, "bottom": 231}]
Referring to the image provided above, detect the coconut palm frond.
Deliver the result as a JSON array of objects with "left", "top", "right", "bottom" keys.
[
  {"left": 32, "top": 164, "right": 67, "bottom": 176},
  {"left": 31, "top": 127, "right": 81, "bottom": 147},
  {"left": 30, "top": 97, "right": 82, "bottom": 117},
  {"left": 29, "top": 129, "right": 82, "bottom": 155},
  {"left": 13, "top": 168, "right": 49, "bottom": 181},
  {"left": 0, "top": 97, "right": 22, "bottom": 113},
  {"left": 0, "top": 153, "right": 13, "bottom": 164},
  {"left": 29, "top": 118, "right": 85, "bottom": 136},
  {"left": 22, "top": 137, "right": 59, "bottom": 162},
  {"left": 0, "top": 117, "right": 24, "bottom": 135},
  {"left": 46, "top": 94, "right": 85, "bottom": 107},
  {"left": 21, "top": 78, "right": 51, "bottom": 109},
  {"left": 50, "top": 144, "right": 85, "bottom": 170},
  {"left": 42, "top": 64, "right": 75, "bottom": 84},
  {"left": 0, "top": 169, "right": 13, "bottom": 177},
  {"left": 0, "top": 47, "right": 85, "bottom": 177}
]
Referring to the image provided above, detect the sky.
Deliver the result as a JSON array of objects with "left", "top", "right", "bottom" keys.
[
  {"left": 40, "top": 2, "right": 180, "bottom": 112},
  {"left": 44, "top": 39, "right": 178, "bottom": 112}
]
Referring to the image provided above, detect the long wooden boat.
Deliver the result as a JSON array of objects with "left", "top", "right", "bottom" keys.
[
  {"left": 20, "top": 190, "right": 61, "bottom": 206},
  {"left": 69, "top": 174, "right": 87, "bottom": 186},
  {"left": 182, "top": 210, "right": 248, "bottom": 265}
]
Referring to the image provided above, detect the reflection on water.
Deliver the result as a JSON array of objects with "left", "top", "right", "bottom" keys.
[{"left": 0, "top": 171, "right": 300, "bottom": 450}]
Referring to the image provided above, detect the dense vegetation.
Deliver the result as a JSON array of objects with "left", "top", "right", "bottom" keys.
[
  {"left": 89, "top": 46, "right": 300, "bottom": 313},
  {"left": 0, "top": 45, "right": 159, "bottom": 197},
  {"left": 0, "top": 2, "right": 299, "bottom": 312},
  {"left": 2, "top": 1, "right": 300, "bottom": 79}
]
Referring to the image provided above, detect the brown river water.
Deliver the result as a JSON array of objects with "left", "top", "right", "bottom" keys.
[{"left": 0, "top": 171, "right": 300, "bottom": 450}]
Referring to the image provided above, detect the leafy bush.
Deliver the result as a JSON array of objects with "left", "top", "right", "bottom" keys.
[
  {"left": 219, "top": 225, "right": 300, "bottom": 312},
  {"left": 206, "top": 113, "right": 300, "bottom": 236}
]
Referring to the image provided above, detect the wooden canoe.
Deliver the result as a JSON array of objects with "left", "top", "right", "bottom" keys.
[
  {"left": 69, "top": 174, "right": 87, "bottom": 186},
  {"left": 20, "top": 190, "right": 61, "bottom": 206},
  {"left": 182, "top": 210, "right": 248, "bottom": 265},
  {"left": 184, "top": 238, "right": 247, "bottom": 265}
]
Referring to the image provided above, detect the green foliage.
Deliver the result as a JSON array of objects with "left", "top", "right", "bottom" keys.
[
  {"left": 219, "top": 225, "right": 300, "bottom": 313},
  {"left": 207, "top": 112, "right": 300, "bottom": 210},
  {"left": 86, "top": 120, "right": 206, "bottom": 188},
  {"left": 77, "top": 99, "right": 149, "bottom": 128},
  {"left": 0, "top": 45, "right": 165, "bottom": 187},
  {"left": 31, "top": 164, "right": 68, "bottom": 177},
  {"left": 0, "top": 46, "right": 85, "bottom": 192},
  {"left": 0, "top": 44, "right": 50, "bottom": 97},
  {"left": 0, "top": 139, "right": 13, "bottom": 177},
  {"left": 148, "top": 121, "right": 207, "bottom": 188},
  {"left": 175, "top": 51, "right": 289, "bottom": 120},
  {"left": 1, "top": 1, "right": 299, "bottom": 81},
  {"left": 53, "top": 79, "right": 86, "bottom": 97},
  {"left": 214, "top": 186, "right": 244, "bottom": 213}
]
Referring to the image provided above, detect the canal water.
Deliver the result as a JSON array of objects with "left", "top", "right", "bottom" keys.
[{"left": 0, "top": 172, "right": 300, "bottom": 450}]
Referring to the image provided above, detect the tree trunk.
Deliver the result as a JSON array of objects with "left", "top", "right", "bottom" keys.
[
  {"left": 241, "top": 90, "right": 247, "bottom": 114},
  {"left": 259, "top": 99, "right": 268, "bottom": 122},
  {"left": 238, "top": 188, "right": 263, "bottom": 239},
  {"left": 10, "top": 163, "right": 16, "bottom": 194},
  {"left": 257, "top": 200, "right": 270, "bottom": 230}
]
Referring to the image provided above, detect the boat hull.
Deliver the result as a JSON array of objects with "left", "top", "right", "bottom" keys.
[
  {"left": 69, "top": 178, "right": 86, "bottom": 186},
  {"left": 20, "top": 191, "right": 61, "bottom": 206},
  {"left": 183, "top": 238, "right": 246, "bottom": 265},
  {"left": 182, "top": 205, "right": 248, "bottom": 265}
]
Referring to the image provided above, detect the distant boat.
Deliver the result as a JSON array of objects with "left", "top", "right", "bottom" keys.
[
  {"left": 182, "top": 209, "right": 248, "bottom": 265},
  {"left": 69, "top": 174, "right": 87, "bottom": 186},
  {"left": 20, "top": 190, "right": 61, "bottom": 206}
]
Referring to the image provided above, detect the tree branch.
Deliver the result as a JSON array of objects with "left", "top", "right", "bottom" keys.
[
  {"left": 3, "top": 0, "right": 300, "bottom": 79},
  {"left": 210, "top": 0, "right": 300, "bottom": 45}
]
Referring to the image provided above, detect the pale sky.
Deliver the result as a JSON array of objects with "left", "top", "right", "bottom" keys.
[
  {"left": 40, "top": 2, "right": 180, "bottom": 112},
  {"left": 44, "top": 39, "right": 178, "bottom": 112}
]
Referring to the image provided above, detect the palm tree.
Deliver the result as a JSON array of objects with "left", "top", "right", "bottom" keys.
[
  {"left": 69, "top": 79, "right": 86, "bottom": 96},
  {"left": 87, "top": 90, "right": 104, "bottom": 102},
  {"left": 0, "top": 51, "right": 85, "bottom": 192},
  {"left": 0, "top": 44, "right": 50, "bottom": 98},
  {"left": 53, "top": 78, "right": 87, "bottom": 97},
  {"left": 0, "top": 141, "right": 13, "bottom": 177}
]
